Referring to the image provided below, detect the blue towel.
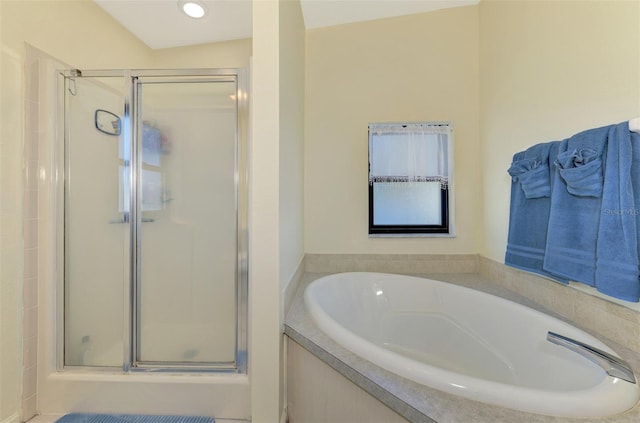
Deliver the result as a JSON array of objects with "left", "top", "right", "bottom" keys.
[
  {"left": 543, "top": 125, "right": 610, "bottom": 284},
  {"left": 56, "top": 414, "right": 215, "bottom": 423},
  {"left": 595, "top": 123, "right": 640, "bottom": 301},
  {"left": 555, "top": 147, "right": 603, "bottom": 197},
  {"left": 505, "top": 141, "right": 568, "bottom": 283}
]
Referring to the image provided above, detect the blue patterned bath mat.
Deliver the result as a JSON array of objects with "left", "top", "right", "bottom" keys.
[{"left": 56, "top": 414, "right": 215, "bottom": 423}]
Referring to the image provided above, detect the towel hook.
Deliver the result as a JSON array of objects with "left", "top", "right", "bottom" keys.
[{"left": 66, "top": 69, "right": 82, "bottom": 96}]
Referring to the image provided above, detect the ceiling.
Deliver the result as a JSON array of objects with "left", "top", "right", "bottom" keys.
[{"left": 94, "top": 0, "right": 479, "bottom": 50}]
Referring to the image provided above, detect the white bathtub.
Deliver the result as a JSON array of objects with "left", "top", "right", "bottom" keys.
[{"left": 303, "top": 272, "right": 640, "bottom": 418}]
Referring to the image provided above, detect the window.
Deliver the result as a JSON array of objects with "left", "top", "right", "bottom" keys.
[{"left": 368, "top": 122, "right": 453, "bottom": 236}]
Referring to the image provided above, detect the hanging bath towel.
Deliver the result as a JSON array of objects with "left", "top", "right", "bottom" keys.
[
  {"left": 595, "top": 123, "right": 640, "bottom": 302},
  {"left": 505, "top": 141, "right": 567, "bottom": 283},
  {"left": 543, "top": 125, "right": 610, "bottom": 284}
]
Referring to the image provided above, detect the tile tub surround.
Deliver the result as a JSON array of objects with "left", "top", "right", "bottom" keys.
[
  {"left": 304, "top": 254, "right": 479, "bottom": 275},
  {"left": 284, "top": 272, "right": 640, "bottom": 423},
  {"left": 479, "top": 256, "right": 640, "bottom": 354}
]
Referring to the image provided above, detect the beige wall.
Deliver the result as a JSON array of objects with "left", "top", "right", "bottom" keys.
[
  {"left": 304, "top": 5, "right": 481, "bottom": 254},
  {"left": 479, "top": 0, "right": 640, "bottom": 262},
  {"left": 279, "top": 1, "right": 305, "bottom": 300},
  {"left": 250, "top": 0, "right": 306, "bottom": 420},
  {"left": 250, "top": 0, "right": 281, "bottom": 421},
  {"left": 151, "top": 38, "right": 252, "bottom": 69},
  {"left": 1, "top": 0, "right": 153, "bottom": 69},
  {"left": 278, "top": 1, "right": 305, "bottom": 419}
]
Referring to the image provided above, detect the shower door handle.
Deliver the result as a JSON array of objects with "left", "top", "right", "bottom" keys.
[
  {"left": 109, "top": 212, "right": 130, "bottom": 224},
  {"left": 109, "top": 214, "right": 155, "bottom": 224}
]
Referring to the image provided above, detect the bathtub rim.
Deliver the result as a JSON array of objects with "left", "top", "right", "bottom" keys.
[{"left": 284, "top": 271, "right": 640, "bottom": 423}]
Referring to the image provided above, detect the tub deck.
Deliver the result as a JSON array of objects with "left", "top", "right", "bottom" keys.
[{"left": 284, "top": 272, "right": 640, "bottom": 423}]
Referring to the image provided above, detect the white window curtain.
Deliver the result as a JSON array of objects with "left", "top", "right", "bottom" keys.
[{"left": 368, "top": 123, "right": 451, "bottom": 188}]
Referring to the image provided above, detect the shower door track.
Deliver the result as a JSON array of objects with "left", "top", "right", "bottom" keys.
[{"left": 58, "top": 68, "right": 249, "bottom": 374}]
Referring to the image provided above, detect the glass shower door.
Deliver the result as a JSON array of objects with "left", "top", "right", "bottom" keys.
[
  {"left": 134, "top": 78, "right": 239, "bottom": 367},
  {"left": 63, "top": 74, "right": 129, "bottom": 367},
  {"left": 61, "top": 69, "right": 247, "bottom": 372}
]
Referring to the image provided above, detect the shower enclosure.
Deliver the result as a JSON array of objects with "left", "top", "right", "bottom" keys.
[{"left": 59, "top": 69, "right": 248, "bottom": 372}]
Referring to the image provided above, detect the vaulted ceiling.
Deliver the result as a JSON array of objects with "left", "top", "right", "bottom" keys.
[{"left": 94, "top": 0, "right": 479, "bottom": 49}]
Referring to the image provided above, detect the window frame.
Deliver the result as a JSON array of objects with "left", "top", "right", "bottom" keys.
[
  {"left": 367, "top": 122, "right": 454, "bottom": 237},
  {"left": 368, "top": 183, "right": 450, "bottom": 235}
]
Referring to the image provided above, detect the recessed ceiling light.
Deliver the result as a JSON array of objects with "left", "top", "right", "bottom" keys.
[{"left": 178, "top": 1, "right": 207, "bottom": 19}]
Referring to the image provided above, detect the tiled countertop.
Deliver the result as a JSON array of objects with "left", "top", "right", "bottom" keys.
[{"left": 284, "top": 272, "right": 640, "bottom": 423}]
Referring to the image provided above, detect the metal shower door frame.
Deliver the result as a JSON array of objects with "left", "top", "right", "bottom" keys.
[{"left": 58, "top": 68, "right": 249, "bottom": 374}]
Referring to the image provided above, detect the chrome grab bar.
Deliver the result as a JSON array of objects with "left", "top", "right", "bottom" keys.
[{"left": 547, "top": 331, "right": 636, "bottom": 384}]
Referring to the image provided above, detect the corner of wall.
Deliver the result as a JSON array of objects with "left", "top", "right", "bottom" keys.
[{"left": 281, "top": 255, "right": 305, "bottom": 328}]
